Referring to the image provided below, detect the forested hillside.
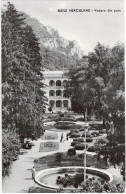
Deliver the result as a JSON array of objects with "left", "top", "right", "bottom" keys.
[{"left": 22, "top": 12, "right": 84, "bottom": 70}]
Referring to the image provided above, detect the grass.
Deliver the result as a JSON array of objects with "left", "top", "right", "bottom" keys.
[{"left": 35, "top": 152, "right": 107, "bottom": 170}]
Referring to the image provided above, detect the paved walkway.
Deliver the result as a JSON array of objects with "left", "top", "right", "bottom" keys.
[{"left": 2, "top": 130, "right": 73, "bottom": 193}]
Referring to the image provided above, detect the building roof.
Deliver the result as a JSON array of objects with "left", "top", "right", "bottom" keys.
[{"left": 43, "top": 71, "right": 64, "bottom": 75}]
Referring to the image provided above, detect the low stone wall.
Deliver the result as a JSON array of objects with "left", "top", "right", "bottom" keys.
[{"left": 35, "top": 166, "right": 113, "bottom": 190}]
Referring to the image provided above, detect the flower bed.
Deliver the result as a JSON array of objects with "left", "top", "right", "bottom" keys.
[{"left": 55, "top": 122, "right": 81, "bottom": 130}]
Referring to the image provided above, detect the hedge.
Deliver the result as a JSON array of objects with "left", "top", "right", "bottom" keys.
[
  {"left": 87, "top": 146, "right": 99, "bottom": 152},
  {"left": 71, "top": 141, "right": 79, "bottom": 146},
  {"left": 86, "top": 138, "right": 93, "bottom": 142},
  {"left": 75, "top": 143, "right": 88, "bottom": 150},
  {"left": 73, "top": 138, "right": 84, "bottom": 142},
  {"left": 82, "top": 133, "right": 91, "bottom": 138},
  {"left": 70, "top": 133, "right": 81, "bottom": 138},
  {"left": 70, "top": 129, "right": 79, "bottom": 133},
  {"left": 79, "top": 128, "right": 86, "bottom": 131}
]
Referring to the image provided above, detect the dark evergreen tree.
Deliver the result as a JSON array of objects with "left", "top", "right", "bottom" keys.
[{"left": 2, "top": 2, "right": 46, "bottom": 176}]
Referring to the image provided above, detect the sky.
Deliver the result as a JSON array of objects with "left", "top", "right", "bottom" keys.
[{"left": 2, "top": 0, "right": 124, "bottom": 54}]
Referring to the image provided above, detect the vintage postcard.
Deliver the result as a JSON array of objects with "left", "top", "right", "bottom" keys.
[{"left": 1, "top": 0, "right": 125, "bottom": 193}]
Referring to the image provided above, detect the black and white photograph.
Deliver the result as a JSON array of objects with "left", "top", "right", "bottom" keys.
[{"left": 1, "top": 0, "right": 125, "bottom": 193}]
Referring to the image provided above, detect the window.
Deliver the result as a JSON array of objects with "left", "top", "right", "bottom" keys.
[{"left": 56, "top": 90, "right": 61, "bottom": 96}]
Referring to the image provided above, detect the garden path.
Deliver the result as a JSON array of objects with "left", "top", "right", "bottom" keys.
[{"left": 2, "top": 130, "right": 73, "bottom": 193}]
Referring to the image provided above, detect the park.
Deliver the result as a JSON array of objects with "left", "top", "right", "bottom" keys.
[{"left": 2, "top": 1, "right": 125, "bottom": 193}]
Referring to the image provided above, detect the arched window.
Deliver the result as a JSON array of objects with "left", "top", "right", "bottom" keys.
[
  {"left": 49, "top": 100, "right": 55, "bottom": 108},
  {"left": 49, "top": 80, "right": 55, "bottom": 87},
  {"left": 56, "top": 100, "right": 62, "bottom": 107},
  {"left": 56, "top": 80, "right": 61, "bottom": 86},
  {"left": 49, "top": 90, "right": 55, "bottom": 96},
  {"left": 56, "top": 90, "right": 62, "bottom": 96}
]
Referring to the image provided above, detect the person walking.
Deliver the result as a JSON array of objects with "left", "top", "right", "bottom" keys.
[
  {"left": 31, "top": 166, "right": 35, "bottom": 180},
  {"left": 66, "top": 132, "right": 69, "bottom": 141},
  {"left": 60, "top": 133, "right": 63, "bottom": 143}
]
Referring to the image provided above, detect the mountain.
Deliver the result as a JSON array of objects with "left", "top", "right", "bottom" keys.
[{"left": 22, "top": 12, "right": 84, "bottom": 70}]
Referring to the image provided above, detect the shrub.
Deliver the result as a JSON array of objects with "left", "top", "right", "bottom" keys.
[
  {"left": 70, "top": 129, "right": 79, "bottom": 133},
  {"left": 82, "top": 133, "right": 91, "bottom": 138},
  {"left": 55, "top": 152, "right": 62, "bottom": 162},
  {"left": 56, "top": 121, "right": 75, "bottom": 125},
  {"left": 75, "top": 143, "right": 88, "bottom": 150},
  {"left": 75, "top": 173, "right": 84, "bottom": 184},
  {"left": 71, "top": 133, "right": 81, "bottom": 138},
  {"left": 95, "top": 139, "right": 107, "bottom": 145},
  {"left": 71, "top": 141, "right": 79, "bottom": 146},
  {"left": 87, "top": 146, "right": 99, "bottom": 152},
  {"left": 79, "top": 128, "right": 86, "bottom": 131},
  {"left": 60, "top": 113, "right": 64, "bottom": 117},
  {"left": 57, "top": 117, "right": 76, "bottom": 122},
  {"left": 73, "top": 138, "right": 84, "bottom": 142},
  {"left": 78, "top": 153, "right": 84, "bottom": 158},
  {"left": 86, "top": 138, "right": 93, "bottom": 142},
  {"left": 48, "top": 106, "right": 52, "bottom": 113},
  {"left": 67, "top": 148, "right": 76, "bottom": 157},
  {"left": 2, "top": 128, "right": 21, "bottom": 177}
]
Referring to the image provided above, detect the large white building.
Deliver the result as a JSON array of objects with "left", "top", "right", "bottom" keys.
[{"left": 43, "top": 70, "right": 71, "bottom": 113}]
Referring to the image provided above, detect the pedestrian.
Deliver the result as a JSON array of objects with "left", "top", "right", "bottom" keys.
[
  {"left": 31, "top": 166, "right": 35, "bottom": 180},
  {"left": 60, "top": 133, "right": 63, "bottom": 143},
  {"left": 66, "top": 132, "right": 69, "bottom": 141}
]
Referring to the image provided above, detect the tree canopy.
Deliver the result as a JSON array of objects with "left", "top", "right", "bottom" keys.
[
  {"left": 2, "top": 2, "right": 46, "bottom": 176},
  {"left": 64, "top": 42, "right": 125, "bottom": 179}
]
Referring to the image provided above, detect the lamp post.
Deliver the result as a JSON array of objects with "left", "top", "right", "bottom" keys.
[
  {"left": 84, "top": 127, "right": 86, "bottom": 183},
  {"left": 84, "top": 108, "right": 87, "bottom": 183}
]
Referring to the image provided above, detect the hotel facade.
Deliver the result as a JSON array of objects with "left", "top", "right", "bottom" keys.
[{"left": 43, "top": 71, "right": 71, "bottom": 113}]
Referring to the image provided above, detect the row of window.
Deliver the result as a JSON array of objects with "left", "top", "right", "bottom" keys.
[
  {"left": 49, "top": 80, "right": 67, "bottom": 87},
  {"left": 49, "top": 90, "right": 66, "bottom": 97},
  {"left": 49, "top": 100, "right": 68, "bottom": 108}
]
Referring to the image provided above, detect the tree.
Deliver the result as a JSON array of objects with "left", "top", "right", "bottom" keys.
[
  {"left": 48, "top": 106, "right": 52, "bottom": 113},
  {"left": 65, "top": 42, "right": 125, "bottom": 180},
  {"left": 64, "top": 56, "right": 105, "bottom": 121},
  {"left": 2, "top": 2, "right": 46, "bottom": 176}
]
